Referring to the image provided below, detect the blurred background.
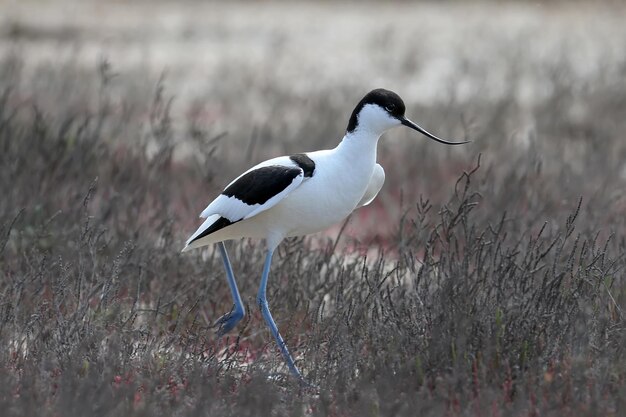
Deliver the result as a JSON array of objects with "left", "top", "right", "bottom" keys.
[{"left": 2, "top": 0, "right": 626, "bottom": 243}]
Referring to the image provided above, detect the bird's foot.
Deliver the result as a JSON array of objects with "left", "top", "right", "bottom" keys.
[{"left": 213, "top": 308, "right": 244, "bottom": 337}]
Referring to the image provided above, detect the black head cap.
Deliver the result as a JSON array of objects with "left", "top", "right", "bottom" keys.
[{"left": 346, "top": 89, "right": 406, "bottom": 133}]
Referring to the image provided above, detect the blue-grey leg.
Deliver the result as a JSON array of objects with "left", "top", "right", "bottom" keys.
[
  {"left": 257, "top": 249, "right": 304, "bottom": 380},
  {"left": 214, "top": 241, "right": 245, "bottom": 336}
]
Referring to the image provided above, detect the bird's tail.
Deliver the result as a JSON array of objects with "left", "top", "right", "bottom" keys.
[{"left": 181, "top": 214, "right": 221, "bottom": 252}]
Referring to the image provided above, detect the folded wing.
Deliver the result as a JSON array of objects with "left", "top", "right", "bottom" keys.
[
  {"left": 184, "top": 157, "right": 306, "bottom": 250},
  {"left": 357, "top": 163, "right": 385, "bottom": 208}
]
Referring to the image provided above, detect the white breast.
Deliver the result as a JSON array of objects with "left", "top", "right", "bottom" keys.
[{"left": 265, "top": 148, "right": 376, "bottom": 237}]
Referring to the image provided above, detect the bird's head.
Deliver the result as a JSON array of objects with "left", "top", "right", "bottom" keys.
[{"left": 346, "top": 88, "right": 469, "bottom": 145}]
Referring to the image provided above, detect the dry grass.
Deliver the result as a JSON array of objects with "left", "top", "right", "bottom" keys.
[{"left": 1, "top": 3, "right": 626, "bottom": 414}]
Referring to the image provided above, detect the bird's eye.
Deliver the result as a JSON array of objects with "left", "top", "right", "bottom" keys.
[{"left": 385, "top": 105, "right": 395, "bottom": 112}]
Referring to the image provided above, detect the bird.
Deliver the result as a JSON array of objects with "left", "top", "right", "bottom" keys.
[{"left": 182, "top": 88, "right": 469, "bottom": 382}]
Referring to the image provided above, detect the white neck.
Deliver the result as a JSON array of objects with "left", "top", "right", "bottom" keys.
[{"left": 335, "top": 129, "right": 381, "bottom": 168}]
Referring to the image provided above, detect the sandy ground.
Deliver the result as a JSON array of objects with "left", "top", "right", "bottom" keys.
[{"left": 2, "top": 0, "right": 625, "bottom": 107}]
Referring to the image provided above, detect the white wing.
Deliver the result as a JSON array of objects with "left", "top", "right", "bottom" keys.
[
  {"left": 184, "top": 214, "right": 222, "bottom": 249},
  {"left": 200, "top": 156, "right": 305, "bottom": 222},
  {"left": 357, "top": 163, "right": 385, "bottom": 208},
  {"left": 183, "top": 155, "right": 314, "bottom": 252}
]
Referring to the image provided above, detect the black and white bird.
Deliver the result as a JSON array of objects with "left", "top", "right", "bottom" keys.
[{"left": 183, "top": 89, "right": 469, "bottom": 381}]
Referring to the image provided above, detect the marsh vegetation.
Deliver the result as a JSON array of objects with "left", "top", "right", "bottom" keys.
[{"left": 1, "top": 2, "right": 625, "bottom": 416}]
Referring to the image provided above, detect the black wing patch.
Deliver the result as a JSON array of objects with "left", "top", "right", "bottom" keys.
[
  {"left": 289, "top": 154, "right": 315, "bottom": 177},
  {"left": 222, "top": 165, "right": 302, "bottom": 206},
  {"left": 188, "top": 217, "right": 237, "bottom": 245}
]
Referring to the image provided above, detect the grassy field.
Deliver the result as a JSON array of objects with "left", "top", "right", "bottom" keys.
[{"left": 1, "top": 1, "right": 625, "bottom": 416}]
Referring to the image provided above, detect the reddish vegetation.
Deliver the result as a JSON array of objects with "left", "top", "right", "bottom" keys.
[{"left": 0, "top": 51, "right": 625, "bottom": 416}]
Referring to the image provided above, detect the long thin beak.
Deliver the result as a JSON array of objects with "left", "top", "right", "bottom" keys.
[{"left": 401, "top": 117, "right": 470, "bottom": 145}]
